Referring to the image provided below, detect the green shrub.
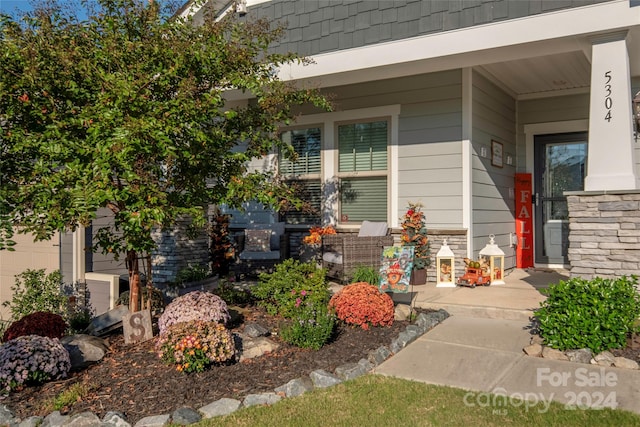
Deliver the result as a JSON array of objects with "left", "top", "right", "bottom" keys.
[
  {"left": 172, "top": 264, "right": 210, "bottom": 288},
  {"left": 3, "top": 269, "right": 66, "bottom": 321},
  {"left": 212, "top": 279, "right": 254, "bottom": 306},
  {"left": 350, "top": 266, "right": 380, "bottom": 286},
  {"left": 535, "top": 276, "right": 640, "bottom": 353},
  {"left": 280, "top": 303, "right": 336, "bottom": 350},
  {"left": 3, "top": 312, "right": 68, "bottom": 343},
  {"left": 252, "top": 259, "right": 330, "bottom": 319},
  {"left": 329, "top": 282, "right": 395, "bottom": 330}
]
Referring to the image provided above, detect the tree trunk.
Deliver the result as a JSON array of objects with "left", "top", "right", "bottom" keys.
[{"left": 127, "top": 250, "right": 141, "bottom": 312}]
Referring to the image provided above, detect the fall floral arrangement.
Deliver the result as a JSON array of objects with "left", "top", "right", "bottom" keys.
[
  {"left": 0, "top": 335, "right": 71, "bottom": 393},
  {"left": 302, "top": 225, "right": 336, "bottom": 245},
  {"left": 156, "top": 321, "right": 235, "bottom": 373},
  {"left": 328, "top": 282, "right": 394, "bottom": 330},
  {"left": 400, "top": 202, "right": 431, "bottom": 270},
  {"left": 2, "top": 311, "right": 68, "bottom": 343},
  {"left": 158, "top": 291, "right": 230, "bottom": 335}
]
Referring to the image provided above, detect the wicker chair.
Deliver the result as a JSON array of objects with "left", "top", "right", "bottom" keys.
[
  {"left": 231, "top": 222, "right": 289, "bottom": 279},
  {"left": 322, "top": 221, "right": 394, "bottom": 283}
]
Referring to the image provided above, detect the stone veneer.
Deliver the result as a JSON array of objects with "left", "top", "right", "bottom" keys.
[
  {"left": 151, "top": 218, "right": 209, "bottom": 285},
  {"left": 566, "top": 190, "right": 640, "bottom": 280}
]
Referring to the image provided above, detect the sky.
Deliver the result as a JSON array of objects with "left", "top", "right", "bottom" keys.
[{"left": 0, "top": 1, "right": 35, "bottom": 17}]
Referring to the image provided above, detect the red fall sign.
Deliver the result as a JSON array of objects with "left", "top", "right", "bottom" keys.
[{"left": 514, "top": 173, "right": 534, "bottom": 268}]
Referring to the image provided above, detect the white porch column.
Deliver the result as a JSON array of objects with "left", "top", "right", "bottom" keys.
[
  {"left": 585, "top": 31, "right": 638, "bottom": 191},
  {"left": 72, "top": 226, "right": 86, "bottom": 284}
]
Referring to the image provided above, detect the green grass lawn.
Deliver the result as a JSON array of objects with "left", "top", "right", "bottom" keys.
[{"left": 197, "top": 374, "right": 640, "bottom": 427}]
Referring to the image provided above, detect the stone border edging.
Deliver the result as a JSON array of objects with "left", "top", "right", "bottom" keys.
[
  {"left": 0, "top": 309, "right": 450, "bottom": 427},
  {"left": 523, "top": 335, "right": 640, "bottom": 370}
]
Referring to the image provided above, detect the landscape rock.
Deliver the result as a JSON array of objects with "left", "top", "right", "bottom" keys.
[
  {"left": 61, "top": 334, "right": 110, "bottom": 369},
  {"left": 133, "top": 414, "right": 170, "bottom": 427},
  {"left": 40, "top": 411, "right": 69, "bottom": 427},
  {"left": 0, "top": 405, "right": 17, "bottom": 427},
  {"left": 415, "top": 313, "right": 438, "bottom": 332},
  {"left": 614, "top": 356, "right": 639, "bottom": 370},
  {"left": 368, "top": 346, "right": 393, "bottom": 366},
  {"left": 335, "top": 362, "right": 368, "bottom": 381},
  {"left": 242, "top": 393, "right": 281, "bottom": 407},
  {"left": 86, "top": 306, "right": 129, "bottom": 336},
  {"left": 171, "top": 407, "right": 201, "bottom": 425},
  {"left": 566, "top": 348, "right": 593, "bottom": 364},
  {"left": 64, "top": 411, "right": 101, "bottom": 427},
  {"left": 523, "top": 343, "right": 542, "bottom": 357},
  {"left": 237, "top": 335, "right": 280, "bottom": 361},
  {"left": 541, "top": 347, "right": 569, "bottom": 361},
  {"left": 394, "top": 304, "right": 414, "bottom": 321},
  {"left": 358, "top": 358, "right": 374, "bottom": 372},
  {"left": 309, "top": 369, "right": 343, "bottom": 388},
  {"left": 244, "top": 323, "right": 270, "bottom": 338},
  {"left": 198, "top": 398, "right": 242, "bottom": 418},
  {"left": 19, "top": 416, "right": 43, "bottom": 427},
  {"left": 530, "top": 335, "right": 544, "bottom": 345},
  {"left": 102, "top": 411, "right": 130, "bottom": 427},
  {"left": 592, "top": 351, "right": 615, "bottom": 367},
  {"left": 274, "top": 377, "right": 314, "bottom": 397}
]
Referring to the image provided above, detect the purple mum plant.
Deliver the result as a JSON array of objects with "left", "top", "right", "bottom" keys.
[
  {"left": 0, "top": 335, "right": 71, "bottom": 393},
  {"left": 158, "top": 291, "right": 230, "bottom": 335}
]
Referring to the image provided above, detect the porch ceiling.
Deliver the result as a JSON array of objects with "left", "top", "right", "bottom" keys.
[{"left": 478, "top": 51, "right": 591, "bottom": 99}]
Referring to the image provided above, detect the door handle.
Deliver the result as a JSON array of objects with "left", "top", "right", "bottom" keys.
[{"left": 532, "top": 193, "right": 539, "bottom": 206}]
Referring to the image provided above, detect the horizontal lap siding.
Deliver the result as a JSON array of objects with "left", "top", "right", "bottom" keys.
[
  {"left": 326, "top": 71, "right": 463, "bottom": 228},
  {"left": 472, "top": 71, "right": 516, "bottom": 266},
  {"left": 398, "top": 72, "right": 463, "bottom": 229}
]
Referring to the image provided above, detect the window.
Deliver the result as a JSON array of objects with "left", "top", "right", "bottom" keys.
[
  {"left": 279, "top": 127, "right": 322, "bottom": 224},
  {"left": 337, "top": 120, "right": 388, "bottom": 222}
]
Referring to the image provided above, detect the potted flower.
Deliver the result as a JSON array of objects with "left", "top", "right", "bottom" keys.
[
  {"left": 400, "top": 202, "right": 431, "bottom": 284},
  {"left": 300, "top": 225, "right": 336, "bottom": 265}
]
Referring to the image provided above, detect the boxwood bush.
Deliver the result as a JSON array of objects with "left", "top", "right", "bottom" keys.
[{"left": 535, "top": 276, "right": 640, "bottom": 353}]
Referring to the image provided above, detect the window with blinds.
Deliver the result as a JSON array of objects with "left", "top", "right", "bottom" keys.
[
  {"left": 279, "top": 127, "right": 322, "bottom": 225},
  {"left": 337, "top": 120, "right": 389, "bottom": 223},
  {"left": 279, "top": 128, "right": 321, "bottom": 176}
]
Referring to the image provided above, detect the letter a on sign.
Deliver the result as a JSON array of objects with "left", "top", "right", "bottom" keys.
[{"left": 515, "top": 173, "right": 534, "bottom": 268}]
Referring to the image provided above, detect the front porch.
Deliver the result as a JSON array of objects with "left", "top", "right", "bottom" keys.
[{"left": 392, "top": 268, "right": 565, "bottom": 322}]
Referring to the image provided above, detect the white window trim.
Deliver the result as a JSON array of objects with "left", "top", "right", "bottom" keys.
[{"left": 288, "top": 105, "right": 401, "bottom": 228}]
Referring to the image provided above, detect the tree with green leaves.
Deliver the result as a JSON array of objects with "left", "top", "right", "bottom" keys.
[{"left": 0, "top": 0, "right": 330, "bottom": 311}]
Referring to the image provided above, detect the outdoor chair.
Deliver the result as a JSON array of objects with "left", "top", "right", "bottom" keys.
[
  {"left": 322, "top": 221, "right": 394, "bottom": 284},
  {"left": 231, "top": 222, "right": 289, "bottom": 279}
]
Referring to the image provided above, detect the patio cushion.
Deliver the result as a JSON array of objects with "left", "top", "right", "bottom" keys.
[
  {"left": 244, "top": 229, "right": 271, "bottom": 252},
  {"left": 239, "top": 250, "right": 281, "bottom": 261},
  {"left": 322, "top": 251, "right": 343, "bottom": 265},
  {"left": 245, "top": 222, "right": 285, "bottom": 250},
  {"left": 358, "top": 221, "right": 388, "bottom": 237}
]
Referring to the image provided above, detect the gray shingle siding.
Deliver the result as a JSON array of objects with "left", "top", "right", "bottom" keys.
[{"left": 251, "top": 0, "right": 609, "bottom": 57}]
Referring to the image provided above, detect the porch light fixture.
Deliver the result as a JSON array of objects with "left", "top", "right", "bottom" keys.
[
  {"left": 634, "top": 91, "right": 640, "bottom": 142},
  {"left": 235, "top": 0, "right": 247, "bottom": 16},
  {"left": 479, "top": 234, "right": 505, "bottom": 285},
  {"left": 436, "top": 239, "right": 456, "bottom": 288}
]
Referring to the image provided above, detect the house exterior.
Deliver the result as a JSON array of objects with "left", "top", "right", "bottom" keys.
[
  {"left": 2, "top": 0, "right": 640, "bottom": 316},
  {"left": 215, "top": 0, "right": 640, "bottom": 280}
]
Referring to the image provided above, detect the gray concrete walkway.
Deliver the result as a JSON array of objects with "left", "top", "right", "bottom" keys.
[{"left": 376, "top": 269, "right": 640, "bottom": 415}]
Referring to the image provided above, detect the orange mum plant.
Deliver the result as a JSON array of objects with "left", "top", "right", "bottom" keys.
[
  {"left": 302, "top": 225, "right": 336, "bottom": 245},
  {"left": 328, "top": 282, "right": 394, "bottom": 330}
]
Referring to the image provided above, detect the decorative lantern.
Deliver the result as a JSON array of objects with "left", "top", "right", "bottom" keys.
[
  {"left": 436, "top": 239, "right": 456, "bottom": 288},
  {"left": 479, "top": 234, "right": 505, "bottom": 285}
]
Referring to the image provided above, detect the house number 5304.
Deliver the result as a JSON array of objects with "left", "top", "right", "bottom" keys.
[{"left": 604, "top": 71, "right": 612, "bottom": 122}]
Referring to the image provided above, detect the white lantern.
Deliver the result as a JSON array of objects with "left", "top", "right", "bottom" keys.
[
  {"left": 436, "top": 239, "right": 456, "bottom": 288},
  {"left": 479, "top": 234, "right": 505, "bottom": 285}
]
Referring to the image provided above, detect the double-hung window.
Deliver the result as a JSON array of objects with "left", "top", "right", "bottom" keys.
[
  {"left": 337, "top": 119, "right": 389, "bottom": 223},
  {"left": 278, "top": 127, "right": 322, "bottom": 224}
]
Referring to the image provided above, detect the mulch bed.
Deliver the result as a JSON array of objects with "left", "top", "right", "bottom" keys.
[{"left": 1, "top": 305, "right": 410, "bottom": 424}]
